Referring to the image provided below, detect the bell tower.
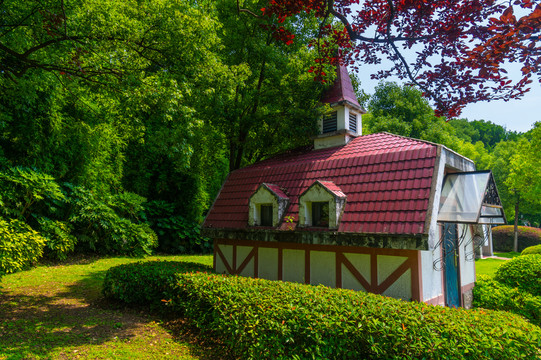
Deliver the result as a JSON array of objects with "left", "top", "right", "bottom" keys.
[{"left": 314, "top": 65, "right": 366, "bottom": 150}]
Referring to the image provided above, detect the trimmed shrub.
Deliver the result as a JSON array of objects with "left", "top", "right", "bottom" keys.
[
  {"left": 103, "top": 264, "right": 541, "bottom": 359},
  {"left": 170, "top": 273, "right": 540, "bottom": 359},
  {"left": 492, "top": 225, "right": 541, "bottom": 252},
  {"left": 473, "top": 275, "right": 541, "bottom": 326},
  {"left": 522, "top": 244, "right": 541, "bottom": 255},
  {"left": 0, "top": 218, "right": 46, "bottom": 276},
  {"left": 102, "top": 260, "right": 211, "bottom": 311},
  {"left": 494, "top": 254, "right": 541, "bottom": 297}
]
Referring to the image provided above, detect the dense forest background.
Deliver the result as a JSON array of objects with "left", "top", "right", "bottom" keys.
[{"left": 0, "top": 0, "right": 539, "bottom": 265}]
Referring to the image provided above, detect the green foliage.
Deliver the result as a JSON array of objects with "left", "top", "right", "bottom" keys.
[
  {"left": 0, "top": 218, "right": 46, "bottom": 276},
  {"left": 66, "top": 184, "right": 157, "bottom": 257},
  {"left": 102, "top": 260, "right": 212, "bottom": 311},
  {"left": 364, "top": 82, "right": 457, "bottom": 148},
  {"left": 492, "top": 225, "right": 541, "bottom": 252},
  {"left": 506, "top": 123, "right": 541, "bottom": 226},
  {"left": 494, "top": 255, "right": 541, "bottom": 297},
  {"left": 522, "top": 244, "right": 541, "bottom": 255},
  {"left": 208, "top": 0, "right": 324, "bottom": 171},
  {"left": 37, "top": 218, "right": 77, "bottom": 261},
  {"left": 143, "top": 201, "right": 211, "bottom": 254},
  {"left": 165, "top": 273, "right": 541, "bottom": 359},
  {"left": 103, "top": 264, "right": 541, "bottom": 359},
  {"left": 449, "top": 119, "right": 519, "bottom": 149},
  {"left": 473, "top": 275, "right": 541, "bottom": 326},
  {"left": 0, "top": 167, "right": 64, "bottom": 221}
]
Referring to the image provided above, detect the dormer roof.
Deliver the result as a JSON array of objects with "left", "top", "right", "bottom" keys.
[
  {"left": 321, "top": 64, "right": 366, "bottom": 113},
  {"left": 261, "top": 183, "right": 289, "bottom": 199},
  {"left": 307, "top": 180, "right": 347, "bottom": 199}
]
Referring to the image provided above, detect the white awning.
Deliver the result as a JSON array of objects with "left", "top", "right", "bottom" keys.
[{"left": 437, "top": 171, "right": 506, "bottom": 225}]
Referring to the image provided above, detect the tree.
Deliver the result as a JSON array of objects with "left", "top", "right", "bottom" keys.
[
  {"left": 363, "top": 82, "right": 457, "bottom": 147},
  {"left": 506, "top": 122, "right": 541, "bottom": 229},
  {"left": 205, "top": 0, "right": 326, "bottom": 171},
  {"left": 256, "top": 0, "right": 540, "bottom": 117}
]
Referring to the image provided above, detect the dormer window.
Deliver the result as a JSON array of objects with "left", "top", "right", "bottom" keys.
[
  {"left": 248, "top": 183, "right": 290, "bottom": 227},
  {"left": 312, "top": 202, "right": 329, "bottom": 227},
  {"left": 299, "top": 180, "right": 346, "bottom": 229},
  {"left": 260, "top": 204, "right": 273, "bottom": 226}
]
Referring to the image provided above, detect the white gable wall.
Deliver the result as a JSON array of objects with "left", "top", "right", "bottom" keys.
[{"left": 422, "top": 146, "right": 476, "bottom": 306}]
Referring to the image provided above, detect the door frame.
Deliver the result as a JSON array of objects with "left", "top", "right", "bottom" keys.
[{"left": 443, "top": 223, "right": 461, "bottom": 307}]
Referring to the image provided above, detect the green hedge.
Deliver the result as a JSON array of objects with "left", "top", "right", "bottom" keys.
[
  {"left": 473, "top": 275, "right": 541, "bottom": 326},
  {"left": 494, "top": 255, "right": 541, "bottom": 297},
  {"left": 523, "top": 245, "right": 541, "bottom": 255},
  {"left": 103, "top": 263, "right": 541, "bottom": 359},
  {"left": 102, "top": 260, "right": 212, "bottom": 311},
  {"left": 169, "top": 273, "right": 541, "bottom": 359},
  {"left": 0, "top": 218, "right": 46, "bottom": 276},
  {"left": 492, "top": 225, "right": 541, "bottom": 252}
]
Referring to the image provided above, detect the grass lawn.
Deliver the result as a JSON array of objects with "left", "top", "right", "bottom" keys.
[
  {"left": 0, "top": 254, "right": 216, "bottom": 360},
  {"left": 475, "top": 252, "right": 520, "bottom": 278},
  {"left": 493, "top": 251, "right": 521, "bottom": 259},
  {"left": 475, "top": 258, "right": 506, "bottom": 277}
]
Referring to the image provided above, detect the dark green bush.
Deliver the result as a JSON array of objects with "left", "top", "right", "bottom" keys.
[
  {"left": 0, "top": 218, "right": 46, "bottom": 276},
  {"left": 0, "top": 166, "right": 64, "bottom": 221},
  {"left": 473, "top": 275, "right": 541, "bottom": 326},
  {"left": 143, "top": 201, "right": 211, "bottom": 254},
  {"left": 494, "top": 255, "right": 541, "bottom": 297},
  {"left": 167, "top": 273, "right": 540, "bottom": 359},
  {"left": 66, "top": 184, "right": 158, "bottom": 256},
  {"left": 38, "top": 218, "right": 77, "bottom": 261},
  {"left": 492, "top": 225, "right": 541, "bottom": 252},
  {"left": 102, "top": 260, "right": 212, "bottom": 311},
  {"left": 522, "top": 244, "right": 541, "bottom": 255}
]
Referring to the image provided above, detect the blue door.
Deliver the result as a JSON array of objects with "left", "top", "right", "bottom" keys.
[{"left": 443, "top": 223, "right": 461, "bottom": 307}]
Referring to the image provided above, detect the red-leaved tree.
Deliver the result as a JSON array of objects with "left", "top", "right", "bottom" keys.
[{"left": 250, "top": 0, "right": 540, "bottom": 117}]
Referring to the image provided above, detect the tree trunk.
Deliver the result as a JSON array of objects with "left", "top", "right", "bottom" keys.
[{"left": 514, "top": 193, "right": 520, "bottom": 253}]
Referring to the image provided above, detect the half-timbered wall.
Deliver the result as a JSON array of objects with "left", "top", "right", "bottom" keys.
[{"left": 214, "top": 238, "right": 422, "bottom": 302}]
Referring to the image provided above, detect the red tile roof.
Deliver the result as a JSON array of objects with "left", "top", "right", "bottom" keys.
[
  {"left": 320, "top": 64, "right": 365, "bottom": 112},
  {"left": 204, "top": 133, "right": 438, "bottom": 235}
]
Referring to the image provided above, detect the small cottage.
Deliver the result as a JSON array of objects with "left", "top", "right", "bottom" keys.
[{"left": 202, "top": 66, "right": 505, "bottom": 308}]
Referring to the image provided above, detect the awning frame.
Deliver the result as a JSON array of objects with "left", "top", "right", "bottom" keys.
[{"left": 437, "top": 170, "right": 506, "bottom": 225}]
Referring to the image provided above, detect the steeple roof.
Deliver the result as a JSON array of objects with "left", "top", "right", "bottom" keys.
[{"left": 321, "top": 64, "right": 366, "bottom": 113}]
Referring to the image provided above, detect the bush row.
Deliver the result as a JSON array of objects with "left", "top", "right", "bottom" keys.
[
  {"left": 103, "top": 262, "right": 541, "bottom": 359},
  {"left": 473, "top": 275, "right": 541, "bottom": 327},
  {"left": 492, "top": 225, "right": 541, "bottom": 252},
  {"left": 102, "top": 260, "right": 212, "bottom": 311},
  {"left": 523, "top": 244, "right": 541, "bottom": 255},
  {"left": 494, "top": 254, "right": 541, "bottom": 297}
]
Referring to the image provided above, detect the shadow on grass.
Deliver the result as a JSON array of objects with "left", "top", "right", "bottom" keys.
[{"left": 0, "top": 265, "right": 232, "bottom": 360}]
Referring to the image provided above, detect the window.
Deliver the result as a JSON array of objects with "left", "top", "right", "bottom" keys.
[
  {"left": 349, "top": 112, "right": 357, "bottom": 132},
  {"left": 312, "top": 202, "right": 329, "bottom": 227},
  {"left": 323, "top": 111, "right": 338, "bottom": 133},
  {"left": 260, "top": 204, "right": 273, "bottom": 226}
]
